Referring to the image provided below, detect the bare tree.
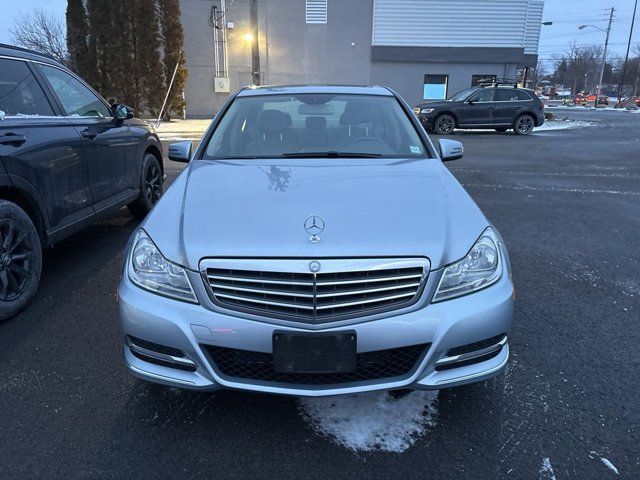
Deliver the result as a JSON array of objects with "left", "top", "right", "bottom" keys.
[{"left": 10, "top": 9, "right": 68, "bottom": 65}]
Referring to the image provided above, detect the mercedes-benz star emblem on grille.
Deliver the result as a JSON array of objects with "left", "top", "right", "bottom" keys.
[
  {"left": 308, "top": 261, "right": 321, "bottom": 273},
  {"left": 304, "top": 215, "right": 325, "bottom": 243}
]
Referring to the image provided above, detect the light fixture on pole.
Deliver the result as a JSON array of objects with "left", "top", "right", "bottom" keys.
[{"left": 578, "top": 7, "right": 614, "bottom": 108}]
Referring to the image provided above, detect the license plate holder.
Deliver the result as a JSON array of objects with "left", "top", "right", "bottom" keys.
[{"left": 273, "top": 330, "right": 357, "bottom": 374}]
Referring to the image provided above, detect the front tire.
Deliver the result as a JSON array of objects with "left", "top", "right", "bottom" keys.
[
  {"left": 513, "top": 114, "right": 535, "bottom": 135},
  {"left": 0, "top": 200, "right": 42, "bottom": 320},
  {"left": 128, "top": 153, "right": 163, "bottom": 219},
  {"left": 433, "top": 114, "right": 456, "bottom": 135}
]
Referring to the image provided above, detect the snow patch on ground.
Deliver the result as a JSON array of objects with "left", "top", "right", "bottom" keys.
[
  {"left": 539, "top": 458, "right": 557, "bottom": 480},
  {"left": 590, "top": 451, "right": 620, "bottom": 475},
  {"left": 298, "top": 390, "right": 438, "bottom": 452},
  {"left": 534, "top": 119, "right": 592, "bottom": 131},
  {"left": 600, "top": 458, "right": 620, "bottom": 475}
]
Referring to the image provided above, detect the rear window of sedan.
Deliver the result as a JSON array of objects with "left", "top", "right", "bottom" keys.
[{"left": 202, "top": 94, "right": 431, "bottom": 159}]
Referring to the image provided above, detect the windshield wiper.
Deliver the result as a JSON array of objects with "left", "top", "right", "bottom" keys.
[{"left": 281, "top": 151, "right": 383, "bottom": 158}]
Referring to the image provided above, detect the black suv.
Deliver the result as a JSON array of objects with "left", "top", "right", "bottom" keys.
[
  {"left": 0, "top": 44, "right": 164, "bottom": 319},
  {"left": 414, "top": 84, "right": 545, "bottom": 135}
]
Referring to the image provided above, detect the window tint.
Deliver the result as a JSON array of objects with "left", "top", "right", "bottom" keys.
[
  {"left": 494, "top": 89, "right": 532, "bottom": 101},
  {"left": 0, "top": 58, "right": 54, "bottom": 116},
  {"left": 203, "top": 94, "right": 428, "bottom": 159},
  {"left": 37, "top": 65, "right": 111, "bottom": 118},
  {"left": 469, "top": 89, "right": 494, "bottom": 102}
]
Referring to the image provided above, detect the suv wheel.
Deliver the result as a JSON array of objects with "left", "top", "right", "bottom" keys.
[
  {"left": 513, "top": 114, "right": 535, "bottom": 135},
  {"left": 128, "top": 153, "right": 163, "bottom": 219},
  {"left": 434, "top": 114, "right": 456, "bottom": 135},
  {"left": 0, "top": 200, "right": 42, "bottom": 320}
]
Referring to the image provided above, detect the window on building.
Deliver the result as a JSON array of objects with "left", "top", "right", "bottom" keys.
[
  {"left": 471, "top": 75, "right": 497, "bottom": 87},
  {"left": 423, "top": 74, "right": 448, "bottom": 100},
  {"left": 0, "top": 58, "right": 54, "bottom": 116},
  {"left": 306, "top": 0, "right": 327, "bottom": 24}
]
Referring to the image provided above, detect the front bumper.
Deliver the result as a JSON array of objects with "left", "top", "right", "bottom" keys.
[{"left": 118, "top": 248, "right": 514, "bottom": 397}]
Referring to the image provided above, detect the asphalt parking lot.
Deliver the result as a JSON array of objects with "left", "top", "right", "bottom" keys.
[{"left": 1, "top": 109, "right": 638, "bottom": 479}]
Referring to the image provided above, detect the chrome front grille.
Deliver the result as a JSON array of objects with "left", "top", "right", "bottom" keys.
[{"left": 201, "top": 258, "right": 429, "bottom": 323}]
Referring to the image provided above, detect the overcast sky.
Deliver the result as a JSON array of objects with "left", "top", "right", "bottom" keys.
[{"left": 0, "top": 0, "right": 638, "bottom": 69}]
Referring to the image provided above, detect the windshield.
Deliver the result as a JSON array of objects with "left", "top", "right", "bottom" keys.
[
  {"left": 449, "top": 88, "right": 480, "bottom": 102},
  {"left": 202, "top": 94, "right": 429, "bottom": 159}
]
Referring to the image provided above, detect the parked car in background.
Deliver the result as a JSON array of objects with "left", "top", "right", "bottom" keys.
[
  {"left": 0, "top": 44, "right": 164, "bottom": 319},
  {"left": 119, "top": 84, "right": 514, "bottom": 397},
  {"left": 413, "top": 84, "right": 544, "bottom": 135},
  {"left": 574, "top": 93, "right": 609, "bottom": 106}
]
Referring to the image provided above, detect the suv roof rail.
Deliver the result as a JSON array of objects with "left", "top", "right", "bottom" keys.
[
  {"left": 478, "top": 78, "right": 518, "bottom": 88},
  {"left": 0, "top": 43, "right": 60, "bottom": 63}
]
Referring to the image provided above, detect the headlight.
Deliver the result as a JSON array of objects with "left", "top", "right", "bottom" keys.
[
  {"left": 128, "top": 230, "right": 198, "bottom": 303},
  {"left": 421, "top": 108, "right": 435, "bottom": 114},
  {"left": 433, "top": 228, "right": 502, "bottom": 302}
]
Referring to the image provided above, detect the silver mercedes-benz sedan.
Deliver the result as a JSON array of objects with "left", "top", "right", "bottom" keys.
[{"left": 118, "top": 85, "right": 513, "bottom": 396}]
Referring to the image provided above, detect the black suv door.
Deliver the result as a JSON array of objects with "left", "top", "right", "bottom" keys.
[
  {"left": 0, "top": 57, "right": 93, "bottom": 230},
  {"left": 35, "top": 64, "right": 139, "bottom": 211},
  {"left": 455, "top": 88, "right": 495, "bottom": 126},
  {"left": 493, "top": 88, "right": 532, "bottom": 125}
]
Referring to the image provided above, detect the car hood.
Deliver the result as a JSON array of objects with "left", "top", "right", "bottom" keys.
[
  {"left": 415, "top": 100, "right": 452, "bottom": 109},
  {"left": 142, "top": 158, "right": 489, "bottom": 271}
]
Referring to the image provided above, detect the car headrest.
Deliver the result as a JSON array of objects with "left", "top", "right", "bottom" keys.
[
  {"left": 339, "top": 101, "right": 373, "bottom": 125},
  {"left": 305, "top": 116, "right": 326, "bottom": 130},
  {"left": 258, "top": 110, "right": 289, "bottom": 133}
]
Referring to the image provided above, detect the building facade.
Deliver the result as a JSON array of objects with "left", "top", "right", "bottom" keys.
[{"left": 180, "top": 0, "right": 544, "bottom": 118}]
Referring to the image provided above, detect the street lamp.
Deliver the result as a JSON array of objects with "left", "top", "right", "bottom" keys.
[{"left": 578, "top": 8, "right": 614, "bottom": 108}]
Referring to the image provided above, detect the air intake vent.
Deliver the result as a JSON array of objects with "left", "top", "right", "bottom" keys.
[
  {"left": 202, "top": 343, "right": 430, "bottom": 386},
  {"left": 306, "top": 0, "right": 327, "bottom": 24},
  {"left": 201, "top": 258, "right": 429, "bottom": 324}
]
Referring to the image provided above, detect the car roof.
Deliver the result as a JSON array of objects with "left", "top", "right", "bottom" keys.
[
  {"left": 237, "top": 84, "right": 394, "bottom": 97},
  {"left": 0, "top": 43, "right": 63, "bottom": 67}
]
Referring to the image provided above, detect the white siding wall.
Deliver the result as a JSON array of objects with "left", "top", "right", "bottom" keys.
[
  {"left": 372, "top": 0, "right": 542, "bottom": 49},
  {"left": 524, "top": 0, "right": 544, "bottom": 54}
]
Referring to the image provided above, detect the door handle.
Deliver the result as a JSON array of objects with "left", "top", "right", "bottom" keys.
[
  {"left": 80, "top": 128, "right": 97, "bottom": 140},
  {"left": 0, "top": 133, "right": 27, "bottom": 146}
]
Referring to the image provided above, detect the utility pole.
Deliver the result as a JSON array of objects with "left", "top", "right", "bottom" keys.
[
  {"left": 616, "top": 0, "right": 638, "bottom": 105},
  {"left": 594, "top": 7, "right": 614, "bottom": 108},
  {"left": 249, "top": 0, "right": 261, "bottom": 86}
]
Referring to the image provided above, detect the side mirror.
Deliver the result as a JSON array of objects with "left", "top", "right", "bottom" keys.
[
  {"left": 438, "top": 139, "right": 463, "bottom": 161},
  {"left": 113, "top": 104, "right": 134, "bottom": 120},
  {"left": 467, "top": 99, "right": 474, "bottom": 105},
  {"left": 168, "top": 141, "right": 192, "bottom": 163}
]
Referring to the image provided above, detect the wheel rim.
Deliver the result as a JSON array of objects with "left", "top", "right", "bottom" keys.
[
  {"left": 144, "top": 161, "right": 162, "bottom": 205},
  {"left": 438, "top": 116, "right": 454, "bottom": 133},
  {"left": 0, "top": 219, "right": 34, "bottom": 301},
  {"left": 516, "top": 116, "right": 534, "bottom": 133}
]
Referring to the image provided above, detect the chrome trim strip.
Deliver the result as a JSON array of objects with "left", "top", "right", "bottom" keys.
[
  {"left": 316, "top": 273, "right": 424, "bottom": 286},
  {"left": 435, "top": 335, "right": 507, "bottom": 367},
  {"left": 435, "top": 344, "right": 509, "bottom": 386},
  {"left": 316, "top": 291, "right": 417, "bottom": 310},
  {"left": 213, "top": 292, "right": 315, "bottom": 310},
  {"left": 210, "top": 283, "right": 314, "bottom": 298},
  {"left": 207, "top": 275, "right": 313, "bottom": 287},
  {"left": 126, "top": 337, "right": 196, "bottom": 368},
  {"left": 315, "top": 281, "right": 421, "bottom": 298}
]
